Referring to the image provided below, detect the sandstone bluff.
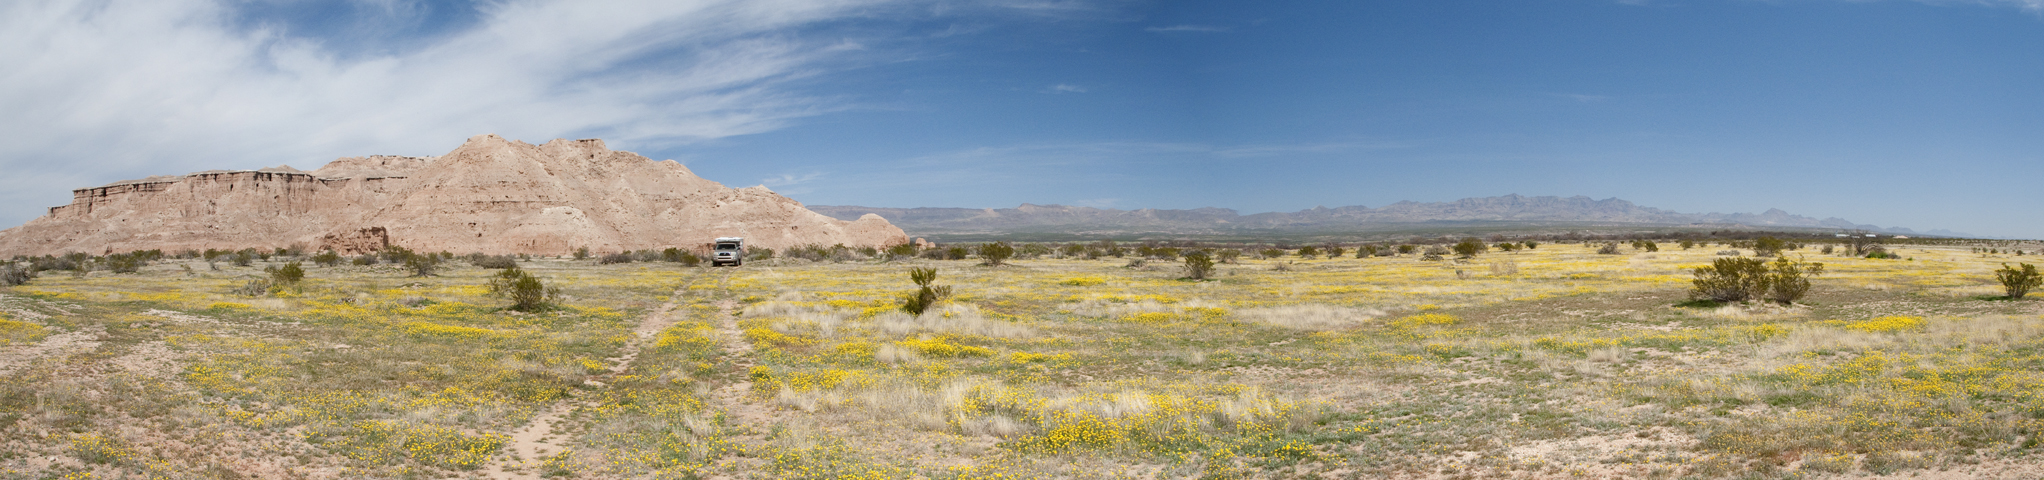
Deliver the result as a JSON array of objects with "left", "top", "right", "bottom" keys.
[{"left": 0, "top": 134, "right": 908, "bottom": 256}]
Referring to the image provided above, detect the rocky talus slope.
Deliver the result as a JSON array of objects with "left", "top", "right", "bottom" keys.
[{"left": 0, "top": 134, "right": 906, "bottom": 256}]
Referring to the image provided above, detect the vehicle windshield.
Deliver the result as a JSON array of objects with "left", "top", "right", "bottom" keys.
[{"left": 715, "top": 243, "right": 739, "bottom": 250}]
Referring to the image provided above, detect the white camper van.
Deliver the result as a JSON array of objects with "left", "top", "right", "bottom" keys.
[{"left": 711, "top": 237, "right": 745, "bottom": 267}]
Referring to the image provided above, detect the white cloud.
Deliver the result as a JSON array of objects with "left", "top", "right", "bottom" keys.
[
  {"left": 1047, "top": 83, "right": 1088, "bottom": 93},
  {"left": 0, "top": 0, "right": 1054, "bottom": 227},
  {"left": 762, "top": 172, "right": 825, "bottom": 187},
  {"left": 1144, "top": 24, "right": 1229, "bottom": 33}
]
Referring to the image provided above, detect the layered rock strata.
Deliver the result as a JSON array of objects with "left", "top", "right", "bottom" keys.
[{"left": 0, "top": 135, "right": 907, "bottom": 256}]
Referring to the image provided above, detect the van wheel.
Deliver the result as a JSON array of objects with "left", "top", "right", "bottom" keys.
[{"left": 733, "top": 260, "right": 743, "bottom": 267}]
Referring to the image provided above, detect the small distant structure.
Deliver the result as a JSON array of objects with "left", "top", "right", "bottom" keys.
[
  {"left": 1866, "top": 234, "right": 1879, "bottom": 238},
  {"left": 1894, "top": 235, "right": 1909, "bottom": 239},
  {"left": 1835, "top": 234, "right": 1850, "bottom": 237}
]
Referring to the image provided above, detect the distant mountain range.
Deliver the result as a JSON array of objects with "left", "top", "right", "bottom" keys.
[{"left": 810, "top": 194, "right": 1973, "bottom": 239}]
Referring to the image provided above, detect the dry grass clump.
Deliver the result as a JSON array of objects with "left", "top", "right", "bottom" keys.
[
  {"left": 872, "top": 304, "right": 1034, "bottom": 339},
  {"left": 1235, "top": 304, "right": 1383, "bottom": 330}
]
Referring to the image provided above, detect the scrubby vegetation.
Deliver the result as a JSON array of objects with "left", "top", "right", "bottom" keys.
[{"left": 2, "top": 238, "right": 2041, "bottom": 478}]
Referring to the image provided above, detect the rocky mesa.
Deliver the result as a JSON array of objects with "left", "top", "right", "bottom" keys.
[{"left": 0, "top": 134, "right": 908, "bottom": 256}]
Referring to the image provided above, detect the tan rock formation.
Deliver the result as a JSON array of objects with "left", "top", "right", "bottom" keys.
[{"left": 0, "top": 134, "right": 908, "bottom": 256}]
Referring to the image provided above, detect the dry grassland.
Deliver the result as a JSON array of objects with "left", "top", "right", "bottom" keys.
[{"left": 2, "top": 243, "right": 2043, "bottom": 479}]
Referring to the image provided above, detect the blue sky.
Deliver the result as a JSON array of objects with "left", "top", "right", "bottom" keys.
[{"left": 2, "top": 0, "right": 2040, "bottom": 237}]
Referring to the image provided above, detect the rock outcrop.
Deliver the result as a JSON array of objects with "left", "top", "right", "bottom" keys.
[{"left": 0, "top": 135, "right": 908, "bottom": 256}]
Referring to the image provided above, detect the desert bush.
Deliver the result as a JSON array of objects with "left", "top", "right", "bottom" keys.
[
  {"left": 1761, "top": 257, "right": 1824, "bottom": 303},
  {"left": 1327, "top": 246, "right": 1346, "bottom": 257},
  {"left": 901, "top": 267, "right": 954, "bottom": 315},
  {"left": 1997, "top": 263, "right": 2041, "bottom": 299},
  {"left": 105, "top": 253, "right": 142, "bottom": 274},
  {"left": 234, "top": 278, "right": 274, "bottom": 297},
  {"left": 471, "top": 255, "right": 517, "bottom": 269},
  {"left": 312, "top": 250, "right": 342, "bottom": 267},
  {"left": 1754, "top": 236, "right": 1785, "bottom": 257},
  {"left": 1679, "top": 240, "right": 1695, "bottom": 250},
  {"left": 1596, "top": 243, "right": 1621, "bottom": 255},
  {"left": 599, "top": 252, "right": 633, "bottom": 265},
  {"left": 352, "top": 254, "right": 378, "bottom": 266},
  {"left": 489, "top": 266, "right": 560, "bottom": 311},
  {"left": 267, "top": 262, "right": 305, "bottom": 285},
  {"left": 749, "top": 247, "right": 776, "bottom": 261},
  {"left": 1693, "top": 258, "right": 1767, "bottom": 302},
  {"left": 887, "top": 243, "right": 920, "bottom": 258},
  {"left": 1691, "top": 256, "right": 1824, "bottom": 303},
  {"left": 678, "top": 251, "right": 702, "bottom": 267},
  {"left": 1257, "top": 248, "right": 1285, "bottom": 259},
  {"left": 1820, "top": 245, "right": 1835, "bottom": 255},
  {"left": 1396, "top": 244, "right": 1416, "bottom": 255},
  {"left": 1018, "top": 244, "right": 1052, "bottom": 259},
  {"left": 1215, "top": 249, "right": 1241, "bottom": 264},
  {"left": 1182, "top": 250, "right": 1215, "bottom": 280},
  {"left": 1452, "top": 238, "right": 1485, "bottom": 257},
  {"left": 1296, "top": 246, "right": 1321, "bottom": 258},
  {"left": 1523, "top": 241, "right": 1539, "bottom": 249},
  {"left": 573, "top": 246, "right": 590, "bottom": 260},
  {"left": 231, "top": 251, "right": 254, "bottom": 267},
  {"left": 1, "top": 262, "right": 34, "bottom": 286},
  {"left": 403, "top": 253, "right": 438, "bottom": 277},
  {"left": 1358, "top": 245, "right": 1380, "bottom": 258},
  {"left": 978, "top": 242, "right": 1014, "bottom": 266},
  {"left": 1420, "top": 246, "right": 1449, "bottom": 261}
]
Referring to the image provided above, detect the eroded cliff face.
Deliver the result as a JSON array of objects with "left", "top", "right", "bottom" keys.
[{"left": 0, "top": 135, "right": 908, "bottom": 256}]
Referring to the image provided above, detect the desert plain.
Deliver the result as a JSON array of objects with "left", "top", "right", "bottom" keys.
[{"left": 2, "top": 241, "right": 2044, "bottom": 479}]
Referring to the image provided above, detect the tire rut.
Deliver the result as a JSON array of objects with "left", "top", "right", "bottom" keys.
[{"left": 484, "top": 272, "right": 711, "bottom": 479}]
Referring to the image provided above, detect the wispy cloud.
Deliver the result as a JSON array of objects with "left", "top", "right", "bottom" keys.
[
  {"left": 1047, "top": 83, "right": 1088, "bottom": 93},
  {"left": 0, "top": 0, "right": 1099, "bottom": 227},
  {"left": 763, "top": 172, "right": 825, "bottom": 187},
  {"left": 1144, "top": 24, "right": 1229, "bottom": 33}
]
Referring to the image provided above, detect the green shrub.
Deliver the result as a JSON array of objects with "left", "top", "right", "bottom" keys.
[
  {"left": 1183, "top": 250, "right": 1215, "bottom": 280},
  {"left": 1358, "top": 245, "right": 1380, "bottom": 258},
  {"left": 978, "top": 242, "right": 1014, "bottom": 266},
  {"left": 1754, "top": 236, "right": 1785, "bottom": 257},
  {"left": 599, "top": 252, "right": 632, "bottom": 265},
  {"left": 1215, "top": 249, "right": 1241, "bottom": 264},
  {"left": 1523, "top": 241, "right": 1539, "bottom": 250},
  {"left": 1451, "top": 238, "right": 1486, "bottom": 258},
  {"left": 1596, "top": 243, "right": 1621, "bottom": 255},
  {"left": 312, "top": 250, "right": 343, "bottom": 267},
  {"left": 489, "top": 266, "right": 560, "bottom": 311},
  {"left": 1691, "top": 257, "right": 1824, "bottom": 303},
  {"left": 887, "top": 243, "right": 920, "bottom": 258},
  {"left": 1997, "top": 263, "right": 2041, "bottom": 299},
  {"left": 901, "top": 267, "right": 953, "bottom": 315},
  {"left": 1327, "top": 247, "right": 1346, "bottom": 258},
  {"left": 106, "top": 253, "right": 143, "bottom": 274},
  {"left": 1396, "top": 245, "right": 1416, "bottom": 255},
  {"left": 749, "top": 247, "right": 776, "bottom": 261},
  {"left": 472, "top": 255, "right": 517, "bottom": 269},
  {"left": 268, "top": 262, "right": 305, "bottom": 285},
  {"left": 1296, "top": 246, "right": 1321, "bottom": 258},
  {"left": 1258, "top": 248, "right": 1286, "bottom": 259}
]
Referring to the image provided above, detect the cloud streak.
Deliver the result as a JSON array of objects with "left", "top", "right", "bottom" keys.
[{"left": 0, "top": 0, "right": 1005, "bottom": 226}]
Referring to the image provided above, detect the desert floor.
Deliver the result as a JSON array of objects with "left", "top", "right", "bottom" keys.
[{"left": 4, "top": 243, "right": 2044, "bottom": 479}]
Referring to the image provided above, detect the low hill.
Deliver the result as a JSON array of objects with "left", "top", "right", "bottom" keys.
[{"left": 0, "top": 135, "right": 907, "bottom": 256}]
